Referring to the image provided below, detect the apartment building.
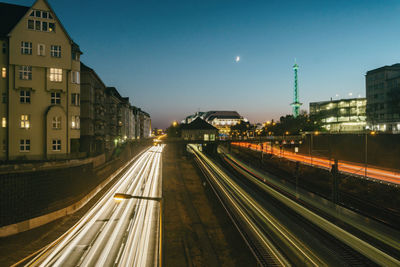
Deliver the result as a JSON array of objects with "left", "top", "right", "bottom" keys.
[
  {"left": 0, "top": 0, "right": 81, "bottom": 160},
  {"left": 366, "top": 63, "right": 400, "bottom": 133},
  {"left": 80, "top": 63, "right": 106, "bottom": 155}
]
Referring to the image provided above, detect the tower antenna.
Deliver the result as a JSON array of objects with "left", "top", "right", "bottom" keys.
[{"left": 291, "top": 60, "right": 302, "bottom": 117}]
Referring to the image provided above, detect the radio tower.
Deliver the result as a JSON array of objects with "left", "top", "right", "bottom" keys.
[{"left": 291, "top": 61, "right": 302, "bottom": 118}]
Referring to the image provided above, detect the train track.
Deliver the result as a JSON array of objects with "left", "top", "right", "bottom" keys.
[{"left": 189, "top": 144, "right": 399, "bottom": 266}]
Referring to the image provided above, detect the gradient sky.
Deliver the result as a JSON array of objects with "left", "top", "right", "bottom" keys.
[{"left": 5, "top": 0, "right": 400, "bottom": 128}]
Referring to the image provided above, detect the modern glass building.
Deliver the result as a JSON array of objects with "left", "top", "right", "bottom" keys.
[{"left": 310, "top": 98, "right": 366, "bottom": 132}]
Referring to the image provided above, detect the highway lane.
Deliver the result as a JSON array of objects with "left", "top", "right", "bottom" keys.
[
  {"left": 232, "top": 142, "right": 400, "bottom": 185},
  {"left": 26, "top": 144, "right": 164, "bottom": 267},
  {"left": 190, "top": 144, "right": 399, "bottom": 266}
]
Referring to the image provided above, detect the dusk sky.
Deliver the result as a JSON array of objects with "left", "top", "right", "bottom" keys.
[{"left": 5, "top": 0, "right": 400, "bottom": 128}]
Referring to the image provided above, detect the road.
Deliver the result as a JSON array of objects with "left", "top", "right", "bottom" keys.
[
  {"left": 190, "top": 144, "right": 400, "bottom": 266},
  {"left": 25, "top": 145, "right": 164, "bottom": 267},
  {"left": 232, "top": 142, "right": 400, "bottom": 185}
]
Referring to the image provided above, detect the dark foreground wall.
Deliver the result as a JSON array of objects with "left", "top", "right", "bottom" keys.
[{"left": 0, "top": 141, "right": 151, "bottom": 227}]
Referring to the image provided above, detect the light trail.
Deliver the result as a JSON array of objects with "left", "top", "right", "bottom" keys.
[
  {"left": 27, "top": 144, "right": 164, "bottom": 267},
  {"left": 190, "top": 144, "right": 324, "bottom": 266},
  {"left": 222, "top": 145, "right": 400, "bottom": 266},
  {"left": 232, "top": 142, "right": 400, "bottom": 185}
]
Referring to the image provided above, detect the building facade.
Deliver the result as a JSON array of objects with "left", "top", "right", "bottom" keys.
[
  {"left": 80, "top": 63, "right": 106, "bottom": 155},
  {"left": 0, "top": 0, "right": 81, "bottom": 160},
  {"left": 309, "top": 98, "right": 366, "bottom": 132},
  {"left": 181, "top": 118, "right": 218, "bottom": 141},
  {"left": 183, "top": 110, "right": 245, "bottom": 136},
  {"left": 366, "top": 63, "right": 400, "bottom": 133}
]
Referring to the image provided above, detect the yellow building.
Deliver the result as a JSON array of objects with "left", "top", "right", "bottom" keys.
[{"left": 0, "top": 0, "right": 82, "bottom": 160}]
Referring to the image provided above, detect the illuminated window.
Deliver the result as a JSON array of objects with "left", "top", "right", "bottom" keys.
[
  {"left": 20, "top": 115, "right": 30, "bottom": 129},
  {"left": 50, "top": 45, "right": 61, "bottom": 58},
  {"left": 71, "top": 71, "right": 80, "bottom": 84},
  {"left": 20, "top": 90, "right": 31, "bottom": 103},
  {"left": 1, "top": 67, "right": 6, "bottom": 78},
  {"left": 52, "top": 139, "right": 61, "bottom": 151},
  {"left": 20, "top": 139, "right": 30, "bottom": 152},
  {"left": 50, "top": 92, "right": 61, "bottom": 104},
  {"left": 71, "top": 115, "right": 80, "bottom": 129},
  {"left": 49, "top": 23, "right": 55, "bottom": 32},
  {"left": 52, "top": 116, "right": 61, "bottom": 129},
  {"left": 71, "top": 93, "right": 80, "bottom": 106},
  {"left": 21, "top": 42, "right": 32, "bottom": 55},
  {"left": 49, "top": 68, "right": 62, "bottom": 82},
  {"left": 38, "top": 44, "right": 45, "bottom": 56},
  {"left": 19, "top": 66, "right": 32, "bottom": 80},
  {"left": 1, "top": 117, "right": 6, "bottom": 128}
]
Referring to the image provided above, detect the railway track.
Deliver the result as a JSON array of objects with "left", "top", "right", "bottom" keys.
[{"left": 189, "top": 144, "right": 400, "bottom": 266}]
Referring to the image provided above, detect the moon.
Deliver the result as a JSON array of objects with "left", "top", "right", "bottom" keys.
[{"left": 235, "top": 56, "right": 240, "bottom": 62}]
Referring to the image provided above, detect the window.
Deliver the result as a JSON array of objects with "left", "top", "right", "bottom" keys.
[
  {"left": 49, "top": 23, "right": 55, "bottom": 32},
  {"left": 20, "top": 90, "right": 31, "bottom": 103},
  {"left": 71, "top": 71, "right": 80, "bottom": 84},
  {"left": 30, "top": 10, "right": 53, "bottom": 19},
  {"left": 20, "top": 139, "right": 30, "bottom": 152},
  {"left": 38, "top": 44, "right": 45, "bottom": 56},
  {"left": 50, "top": 45, "right": 61, "bottom": 58},
  {"left": 71, "top": 115, "right": 80, "bottom": 129},
  {"left": 35, "top": 20, "right": 41, "bottom": 31},
  {"left": 72, "top": 52, "right": 80, "bottom": 61},
  {"left": 2, "top": 43, "right": 6, "bottom": 54},
  {"left": 28, "top": 20, "right": 34, "bottom": 30},
  {"left": 20, "top": 115, "right": 30, "bottom": 129},
  {"left": 42, "top": 21, "right": 48, "bottom": 31},
  {"left": 51, "top": 92, "right": 61, "bottom": 104},
  {"left": 49, "top": 68, "right": 62, "bottom": 82},
  {"left": 2, "top": 117, "right": 6, "bottom": 128},
  {"left": 28, "top": 17, "right": 55, "bottom": 32},
  {"left": 2, "top": 93, "right": 6, "bottom": 103},
  {"left": 71, "top": 93, "right": 80, "bottom": 106},
  {"left": 52, "top": 116, "right": 61, "bottom": 129},
  {"left": 1, "top": 67, "right": 6, "bottom": 78},
  {"left": 2, "top": 139, "right": 6, "bottom": 153},
  {"left": 19, "top": 66, "right": 32, "bottom": 80},
  {"left": 21, "top": 42, "right": 32, "bottom": 55},
  {"left": 52, "top": 139, "right": 61, "bottom": 151}
]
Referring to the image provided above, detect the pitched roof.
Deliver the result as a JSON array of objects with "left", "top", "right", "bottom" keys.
[
  {"left": 0, "top": 2, "right": 30, "bottom": 37},
  {"left": 181, "top": 118, "right": 217, "bottom": 130}
]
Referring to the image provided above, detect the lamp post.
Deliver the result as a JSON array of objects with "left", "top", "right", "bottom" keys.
[{"left": 365, "top": 131, "right": 376, "bottom": 178}]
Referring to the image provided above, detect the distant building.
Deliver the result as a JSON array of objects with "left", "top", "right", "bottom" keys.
[
  {"left": 0, "top": 0, "right": 82, "bottom": 160},
  {"left": 183, "top": 110, "right": 245, "bottom": 136},
  {"left": 80, "top": 63, "right": 106, "bottom": 155},
  {"left": 309, "top": 98, "right": 366, "bottom": 132},
  {"left": 138, "top": 109, "right": 151, "bottom": 139},
  {"left": 366, "top": 63, "right": 400, "bottom": 133},
  {"left": 181, "top": 118, "right": 218, "bottom": 141},
  {"left": 105, "top": 87, "right": 122, "bottom": 150}
]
